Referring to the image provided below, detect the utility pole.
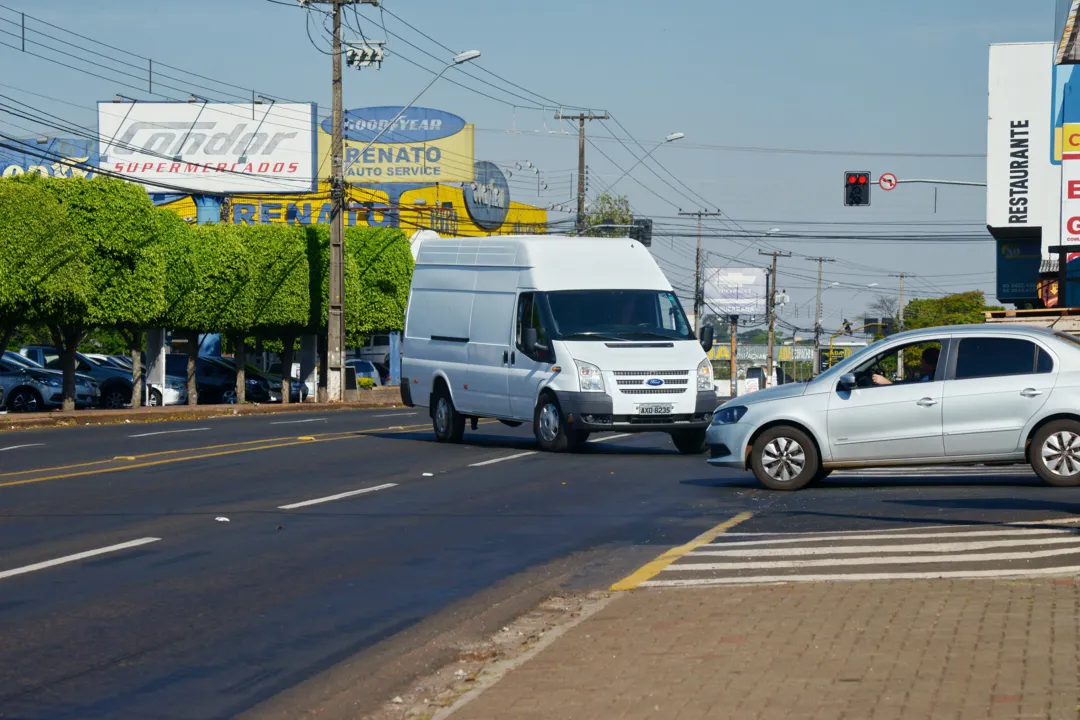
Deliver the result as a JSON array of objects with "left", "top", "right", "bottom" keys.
[
  {"left": 890, "top": 272, "right": 911, "bottom": 380},
  {"left": 678, "top": 210, "right": 723, "bottom": 335},
  {"left": 759, "top": 250, "right": 791, "bottom": 385},
  {"left": 308, "top": 0, "right": 378, "bottom": 402},
  {"left": 554, "top": 112, "right": 609, "bottom": 234},
  {"left": 807, "top": 256, "right": 834, "bottom": 375}
]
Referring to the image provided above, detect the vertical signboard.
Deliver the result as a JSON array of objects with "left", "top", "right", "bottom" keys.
[{"left": 996, "top": 239, "right": 1043, "bottom": 299}]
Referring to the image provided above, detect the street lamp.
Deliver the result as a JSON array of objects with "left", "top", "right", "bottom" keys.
[{"left": 604, "top": 132, "right": 685, "bottom": 192}]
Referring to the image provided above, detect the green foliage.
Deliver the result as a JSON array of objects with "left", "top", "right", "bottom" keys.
[
  {"left": 903, "top": 291, "right": 993, "bottom": 330},
  {"left": 358, "top": 377, "right": 375, "bottom": 390},
  {"left": 348, "top": 226, "right": 412, "bottom": 338},
  {"left": 163, "top": 219, "right": 252, "bottom": 333},
  {"left": 584, "top": 192, "right": 633, "bottom": 236}
]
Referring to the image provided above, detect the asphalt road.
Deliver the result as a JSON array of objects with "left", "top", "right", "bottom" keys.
[{"left": 2, "top": 409, "right": 1079, "bottom": 719}]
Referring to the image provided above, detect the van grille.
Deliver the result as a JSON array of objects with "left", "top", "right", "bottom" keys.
[
  {"left": 613, "top": 370, "right": 689, "bottom": 377},
  {"left": 615, "top": 369, "right": 691, "bottom": 395},
  {"left": 616, "top": 378, "right": 688, "bottom": 386},
  {"left": 619, "top": 388, "right": 687, "bottom": 395}
]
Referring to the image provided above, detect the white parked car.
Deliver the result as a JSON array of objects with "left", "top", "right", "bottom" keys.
[{"left": 400, "top": 234, "right": 716, "bottom": 453}]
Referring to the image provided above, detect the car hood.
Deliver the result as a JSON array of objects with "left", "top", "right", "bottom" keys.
[
  {"left": 23, "top": 369, "right": 95, "bottom": 384},
  {"left": 720, "top": 382, "right": 808, "bottom": 408}
]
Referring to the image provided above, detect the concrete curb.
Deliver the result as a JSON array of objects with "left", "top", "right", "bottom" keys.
[{"left": 0, "top": 387, "right": 407, "bottom": 432}]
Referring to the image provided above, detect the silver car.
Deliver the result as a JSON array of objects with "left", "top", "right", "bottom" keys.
[{"left": 707, "top": 325, "right": 1080, "bottom": 490}]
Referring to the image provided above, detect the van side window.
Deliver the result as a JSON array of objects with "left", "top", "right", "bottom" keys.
[{"left": 516, "top": 293, "right": 552, "bottom": 362}]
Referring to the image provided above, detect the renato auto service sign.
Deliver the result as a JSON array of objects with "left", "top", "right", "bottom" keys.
[{"left": 97, "top": 102, "right": 317, "bottom": 194}]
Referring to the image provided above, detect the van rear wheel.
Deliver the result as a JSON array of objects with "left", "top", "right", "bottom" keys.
[{"left": 433, "top": 386, "right": 465, "bottom": 443}]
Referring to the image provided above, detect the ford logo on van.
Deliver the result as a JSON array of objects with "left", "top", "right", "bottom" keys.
[{"left": 646, "top": 378, "right": 664, "bottom": 387}]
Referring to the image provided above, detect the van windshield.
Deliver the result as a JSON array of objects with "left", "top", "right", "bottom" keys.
[{"left": 545, "top": 290, "right": 695, "bottom": 341}]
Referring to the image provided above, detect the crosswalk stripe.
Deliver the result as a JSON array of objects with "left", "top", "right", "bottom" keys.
[
  {"left": 690, "top": 535, "right": 1080, "bottom": 558},
  {"left": 705, "top": 528, "right": 1079, "bottom": 548},
  {"left": 641, "top": 564, "right": 1080, "bottom": 587},
  {"left": 670, "top": 546, "right": 1080, "bottom": 572}
]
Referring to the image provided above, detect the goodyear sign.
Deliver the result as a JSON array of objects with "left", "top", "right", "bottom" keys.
[
  {"left": 317, "top": 107, "right": 475, "bottom": 183},
  {"left": 0, "top": 137, "right": 96, "bottom": 179}
]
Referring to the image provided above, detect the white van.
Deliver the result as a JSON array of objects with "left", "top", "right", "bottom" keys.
[{"left": 400, "top": 234, "right": 717, "bottom": 453}]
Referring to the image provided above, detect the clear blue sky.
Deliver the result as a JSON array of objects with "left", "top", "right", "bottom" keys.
[{"left": 0, "top": 0, "right": 1058, "bottom": 328}]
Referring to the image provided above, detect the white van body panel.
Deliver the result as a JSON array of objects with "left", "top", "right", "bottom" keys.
[{"left": 402, "top": 234, "right": 714, "bottom": 431}]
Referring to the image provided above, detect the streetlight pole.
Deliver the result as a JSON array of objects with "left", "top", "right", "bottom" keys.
[{"left": 602, "top": 132, "right": 684, "bottom": 194}]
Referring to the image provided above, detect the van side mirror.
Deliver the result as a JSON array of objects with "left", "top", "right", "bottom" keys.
[
  {"left": 523, "top": 327, "right": 538, "bottom": 354},
  {"left": 839, "top": 373, "right": 857, "bottom": 389},
  {"left": 699, "top": 325, "right": 714, "bottom": 352}
]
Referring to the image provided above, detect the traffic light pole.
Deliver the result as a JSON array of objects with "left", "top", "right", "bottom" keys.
[{"left": 759, "top": 250, "right": 791, "bottom": 385}]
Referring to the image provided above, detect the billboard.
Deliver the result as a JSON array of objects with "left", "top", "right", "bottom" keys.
[
  {"left": 987, "top": 43, "right": 1057, "bottom": 239},
  {"left": 702, "top": 267, "right": 767, "bottom": 317},
  {"left": 97, "top": 101, "right": 317, "bottom": 194},
  {"left": 996, "top": 239, "right": 1042, "bottom": 300},
  {"left": 317, "top": 106, "right": 475, "bottom": 183},
  {"left": 1, "top": 137, "right": 97, "bottom": 179}
]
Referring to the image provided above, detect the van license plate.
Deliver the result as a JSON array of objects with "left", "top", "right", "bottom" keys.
[{"left": 636, "top": 404, "right": 674, "bottom": 416}]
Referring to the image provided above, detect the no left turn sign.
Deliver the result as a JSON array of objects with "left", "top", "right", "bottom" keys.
[{"left": 879, "top": 173, "right": 898, "bottom": 191}]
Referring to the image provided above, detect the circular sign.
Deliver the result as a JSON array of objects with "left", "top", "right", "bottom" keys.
[
  {"left": 879, "top": 173, "right": 898, "bottom": 191},
  {"left": 463, "top": 161, "right": 510, "bottom": 231}
]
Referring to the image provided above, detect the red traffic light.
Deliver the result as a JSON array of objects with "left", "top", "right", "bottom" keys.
[
  {"left": 859, "top": 175, "right": 868, "bottom": 184},
  {"left": 847, "top": 175, "right": 856, "bottom": 184}
]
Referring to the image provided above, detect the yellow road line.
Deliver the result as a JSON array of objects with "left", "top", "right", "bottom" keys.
[
  {"left": 0, "top": 422, "right": 432, "bottom": 489},
  {"left": 610, "top": 512, "right": 753, "bottom": 591}
]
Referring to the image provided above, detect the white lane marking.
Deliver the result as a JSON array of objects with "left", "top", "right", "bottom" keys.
[
  {"left": 278, "top": 483, "right": 397, "bottom": 509},
  {"left": 0, "top": 537, "right": 161, "bottom": 581},
  {"left": 1010, "top": 517, "right": 1080, "bottom": 526},
  {"left": 726, "top": 525, "right": 947, "bottom": 537},
  {"left": 127, "top": 427, "right": 210, "bottom": 438},
  {"left": 693, "top": 535, "right": 1080, "bottom": 558},
  {"left": 0, "top": 443, "right": 45, "bottom": 452},
  {"left": 641, "top": 565, "right": 1080, "bottom": 587},
  {"left": 588, "top": 433, "right": 633, "bottom": 443},
  {"left": 672, "top": 546, "right": 1080, "bottom": 572},
  {"left": 269, "top": 417, "right": 327, "bottom": 425},
  {"left": 702, "top": 528, "right": 1079, "bottom": 548},
  {"left": 374, "top": 412, "right": 418, "bottom": 418},
  {"left": 468, "top": 451, "right": 538, "bottom": 467}
]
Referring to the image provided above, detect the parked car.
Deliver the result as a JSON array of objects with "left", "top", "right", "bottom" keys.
[
  {"left": 357, "top": 334, "right": 391, "bottom": 366},
  {"left": 345, "top": 359, "right": 383, "bottom": 386},
  {"left": 707, "top": 325, "right": 1080, "bottom": 491},
  {"left": 163, "top": 354, "right": 280, "bottom": 404},
  {"left": 213, "top": 357, "right": 305, "bottom": 403},
  {"left": 0, "top": 354, "right": 99, "bottom": 412},
  {"left": 20, "top": 346, "right": 133, "bottom": 409}
]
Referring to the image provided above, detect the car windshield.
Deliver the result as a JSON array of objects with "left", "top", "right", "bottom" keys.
[
  {"left": 812, "top": 339, "right": 885, "bottom": 382},
  {"left": 545, "top": 290, "right": 695, "bottom": 341}
]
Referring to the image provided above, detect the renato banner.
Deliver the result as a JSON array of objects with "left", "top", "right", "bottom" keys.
[{"left": 318, "top": 106, "right": 475, "bottom": 183}]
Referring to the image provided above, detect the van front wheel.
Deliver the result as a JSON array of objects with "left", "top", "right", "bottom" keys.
[
  {"left": 433, "top": 387, "right": 465, "bottom": 443},
  {"left": 534, "top": 394, "right": 577, "bottom": 453}
]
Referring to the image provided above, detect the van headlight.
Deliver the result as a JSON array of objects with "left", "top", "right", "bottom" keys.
[
  {"left": 712, "top": 406, "right": 747, "bottom": 425},
  {"left": 575, "top": 360, "right": 605, "bottom": 393},
  {"left": 697, "top": 359, "right": 713, "bottom": 391}
]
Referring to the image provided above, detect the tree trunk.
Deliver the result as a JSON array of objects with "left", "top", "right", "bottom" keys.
[
  {"left": 234, "top": 334, "right": 247, "bottom": 404},
  {"left": 280, "top": 332, "right": 296, "bottom": 405},
  {"left": 129, "top": 328, "right": 144, "bottom": 407},
  {"left": 49, "top": 324, "right": 82, "bottom": 412},
  {"left": 186, "top": 330, "right": 199, "bottom": 405}
]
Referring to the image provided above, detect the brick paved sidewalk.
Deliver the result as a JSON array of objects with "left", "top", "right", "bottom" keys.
[{"left": 451, "top": 579, "right": 1080, "bottom": 720}]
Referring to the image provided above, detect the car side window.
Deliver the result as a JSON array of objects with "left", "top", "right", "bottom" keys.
[
  {"left": 954, "top": 337, "right": 1042, "bottom": 379},
  {"left": 515, "top": 293, "right": 552, "bottom": 363},
  {"left": 851, "top": 340, "right": 943, "bottom": 388},
  {"left": 1037, "top": 347, "right": 1054, "bottom": 374}
]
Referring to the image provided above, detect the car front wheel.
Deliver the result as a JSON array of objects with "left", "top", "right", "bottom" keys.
[
  {"left": 750, "top": 425, "right": 820, "bottom": 491},
  {"left": 533, "top": 394, "right": 580, "bottom": 453},
  {"left": 8, "top": 388, "right": 42, "bottom": 413},
  {"left": 1032, "top": 420, "right": 1080, "bottom": 487}
]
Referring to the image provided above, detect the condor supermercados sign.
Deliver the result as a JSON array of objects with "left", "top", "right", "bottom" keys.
[
  {"left": 318, "top": 106, "right": 475, "bottom": 183},
  {"left": 97, "top": 101, "right": 317, "bottom": 194}
]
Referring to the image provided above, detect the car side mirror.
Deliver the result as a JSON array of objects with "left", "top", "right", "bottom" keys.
[
  {"left": 839, "top": 373, "right": 857, "bottom": 389},
  {"left": 523, "top": 327, "right": 538, "bottom": 354},
  {"left": 699, "top": 325, "right": 714, "bottom": 352}
]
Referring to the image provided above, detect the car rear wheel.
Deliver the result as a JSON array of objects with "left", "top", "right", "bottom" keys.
[
  {"left": 671, "top": 429, "right": 708, "bottom": 455},
  {"left": 750, "top": 425, "right": 820, "bottom": 491},
  {"left": 432, "top": 386, "right": 465, "bottom": 443},
  {"left": 8, "top": 388, "right": 42, "bottom": 413},
  {"left": 1032, "top": 420, "right": 1080, "bottom": 487}
]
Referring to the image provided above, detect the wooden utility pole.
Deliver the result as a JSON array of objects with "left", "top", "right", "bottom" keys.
[
  {"left": 807, "top": 256, "right": 834, "bottom": 375},
  {"left": 554, "top": 112, "right": 608, "bottom": 234},
  {"left": 309, "top": 0, "right": 378, "bottom": 402},
  {"left": 890, "top": 272, "right": 911, "bottom": 379},
  {"left": 678, "top": 210, "right": 723, "bottom": 335},
  {"left": 759, "top": 250, "right": 791, "bottom": 385}
]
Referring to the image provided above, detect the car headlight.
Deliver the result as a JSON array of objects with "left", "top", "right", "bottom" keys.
[
  {"left": 697, "top": 358, "right": 713, "bottom": 391},
  {"left": 41, "top": 376, "right": 61, "bottom": 387},
  {"left": 575, "top": 360, "right": 605, "bottom": 393},
  {"left": 712, "top": 405, "right": 748, "bottom": 425}
]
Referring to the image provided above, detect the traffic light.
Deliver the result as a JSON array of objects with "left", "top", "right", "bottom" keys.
[
  {"left": 630, "top": 218, "right": 653, "bottom": 247},
  {"left": 844, "top": 171, "right": 871, "bottom": 206}
]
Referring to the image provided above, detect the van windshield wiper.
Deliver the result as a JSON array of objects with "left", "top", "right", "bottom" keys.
[
  {"left": 620, "top": 330, "right": 683, "bottom": 340},
  {"left": 559, "top": 332, "right": 626, "bottom": 342}
]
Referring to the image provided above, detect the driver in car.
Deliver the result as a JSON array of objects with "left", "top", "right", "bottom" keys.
[{"left": 872, "top": 347, "right": 939, "bottom": 386}]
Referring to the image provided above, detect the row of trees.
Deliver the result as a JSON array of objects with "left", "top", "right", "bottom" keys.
[{"left": 0, "top": 175, "right": 413, "bottom": 410}]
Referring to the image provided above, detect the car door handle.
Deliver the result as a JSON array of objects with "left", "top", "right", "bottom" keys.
[
  {"left": 916, "top": 397, "right": 939, "bottom": 407},
  {"left": 1020, "top": 388, "right": 1043, "bottom": 398},
  {"left": 511, "top": 352, "right": 516, "bottom": 365},
  {"left": 503, "top": 351, "right": 509, "bottom": 364}
]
